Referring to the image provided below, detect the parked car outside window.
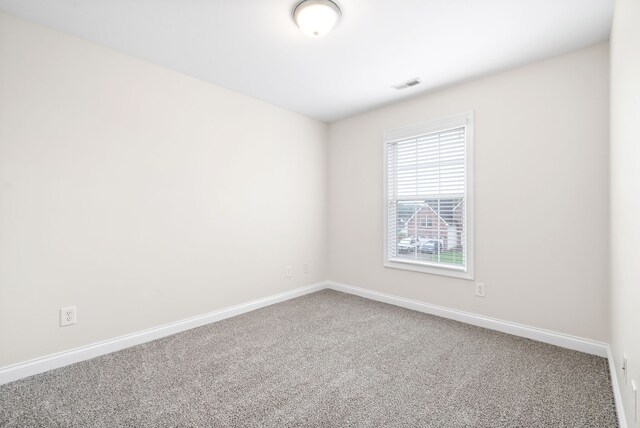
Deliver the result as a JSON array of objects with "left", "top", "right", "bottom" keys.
[
  {"left": 420, "top": 239, "right": 443, "bottom": 254},
  {"left": 398, "top": 237, "right": 428, "bottom": 253}
]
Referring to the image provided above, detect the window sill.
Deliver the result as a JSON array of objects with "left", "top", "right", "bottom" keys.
[{"left": 384, "top": 258, "right": 474, "bottom": 280}]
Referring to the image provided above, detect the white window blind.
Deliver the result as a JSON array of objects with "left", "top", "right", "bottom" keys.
[{"left": 384, "top": 113, "right": 473, "bottom": 278}]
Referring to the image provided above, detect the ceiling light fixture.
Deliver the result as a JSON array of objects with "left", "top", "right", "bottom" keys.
[{"left": 293, "top": 0, "right": 342, "bottom": 38}]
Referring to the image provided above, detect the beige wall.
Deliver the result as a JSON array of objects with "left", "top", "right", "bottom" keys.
[
  {"left": 0, "top": 12, "right": 328, "bottom": 367},
  {"left": 610, "top": 0, "right": 640, "bottom": 424},
  {"left": 328, "top": 43, "right": 610, "bottom": 342}
]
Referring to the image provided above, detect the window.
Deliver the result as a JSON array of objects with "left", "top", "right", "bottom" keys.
[{"left": 383, "top": 112, "right": 474, "bottom": 279}]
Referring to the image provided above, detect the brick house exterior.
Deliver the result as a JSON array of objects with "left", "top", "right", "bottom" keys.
[{"left": 404, "top": 198, "right": 464, "bottom": 251}]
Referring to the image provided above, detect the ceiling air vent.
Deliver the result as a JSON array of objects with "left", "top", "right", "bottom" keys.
[{"left": 392, "top": 78, "right": 422, "bottom": 90}]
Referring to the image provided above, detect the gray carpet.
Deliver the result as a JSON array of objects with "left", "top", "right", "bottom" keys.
[{"left": 0, "top": 290, "right": 617, "bottom": 427}]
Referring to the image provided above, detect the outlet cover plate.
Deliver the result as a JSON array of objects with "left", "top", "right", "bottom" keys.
[
  {"left": 60, "top": 306, "right": 77, "bottom": 327},
  {"left": 475, "top": 282, "right": 486, "bottom": 298}
]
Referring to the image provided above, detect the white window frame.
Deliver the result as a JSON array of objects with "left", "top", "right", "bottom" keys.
[{"left": 382, "top": 112, "right": 474, "bottom": 280}]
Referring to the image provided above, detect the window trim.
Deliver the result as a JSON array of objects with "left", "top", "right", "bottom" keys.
[{"left": 382, "top": 111, "right": 475, "bottom": 280}]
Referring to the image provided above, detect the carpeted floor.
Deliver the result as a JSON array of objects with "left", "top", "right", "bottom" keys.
[{"left": 0, "top": 290, "right": 618, "bottom": 427}]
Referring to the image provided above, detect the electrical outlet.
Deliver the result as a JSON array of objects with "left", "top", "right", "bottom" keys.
[
  {"left": 303, "top": 263, "right": 310, "bottom": 274},
  {"left": 623, "top": 354, "right": 628, "bottom": 385},
  {"left": 285, "top": 265, "right": 292, "bottom": 278},
  {"left": 475, "top": 282, "right": 486, "bottom": 298},
  {"left": 60, "top": 306, "right": 76, "bottom": 327}
]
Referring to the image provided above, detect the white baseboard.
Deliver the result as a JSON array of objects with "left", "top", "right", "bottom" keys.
[
  {"left": 326, "top": 281, "right": 609, "bottom": 358},
  {"left": 0, "top": 282, "right": 326, "bottom": 386},
  {"left": 607, "top": 345, "right": 629, "bottom": 428}
]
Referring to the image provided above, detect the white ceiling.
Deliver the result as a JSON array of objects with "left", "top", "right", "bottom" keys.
[{"left": 0, "top": 0, "right": 613, "bottom": 122}]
